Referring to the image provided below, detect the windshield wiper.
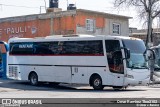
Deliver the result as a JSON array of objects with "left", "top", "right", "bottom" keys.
[{"left": 131, "top": 64, "right": 148, "bottom": 69}]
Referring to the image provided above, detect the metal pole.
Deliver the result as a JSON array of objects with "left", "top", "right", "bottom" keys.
[
  {"left": 44, "top": 0, "right": 47, "bottom": 12},
  {"left": 67, "top": 0, "right": 68, "bottom": 7}
]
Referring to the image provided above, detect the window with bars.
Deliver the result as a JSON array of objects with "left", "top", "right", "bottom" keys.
[
  {"left": 86, "top": 19, "right": 95, "bottom": 31},
  {"left": 113, "top": 23, "right": 120, "bottom": 35}
]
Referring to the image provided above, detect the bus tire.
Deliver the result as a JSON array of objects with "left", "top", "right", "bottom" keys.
[
  {"left": 91, "top": 75, "right": 104, "bottom": 90},
  {"left": 29, "top": 72, "right": 38, "bottom": 86}
]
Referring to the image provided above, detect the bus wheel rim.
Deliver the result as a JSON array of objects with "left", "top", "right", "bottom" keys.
[
  {"left": 31, "top": 76, "right": 37, "bottom": 84},
  {"left": 94, "top": 79, "right": 100, "bottom": 86}
]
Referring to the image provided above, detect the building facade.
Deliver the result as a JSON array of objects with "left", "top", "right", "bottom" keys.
[
  {"left": 129, "top": 28, "right": 160, "bottom": 46},
  {"left": 0, "top": 9, "right": 131, "bottom": 43}
]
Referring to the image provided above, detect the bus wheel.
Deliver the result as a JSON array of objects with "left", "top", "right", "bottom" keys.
[
  {"left": 29, "top": 72, "right": 38, "bottom": 86},
  {"left": 112, "top": 86, "right": 123, "bottom": 91},
  {"left": 91, "top": 75, "right": 104, "bottom": 90}
]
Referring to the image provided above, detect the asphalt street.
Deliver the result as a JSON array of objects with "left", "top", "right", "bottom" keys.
[{"left": 0, "top": 79, "right": 160, "bottom": 98}]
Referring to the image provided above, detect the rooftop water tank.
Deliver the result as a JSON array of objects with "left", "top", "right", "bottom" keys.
[
  {"left": 49, "top": 0, "right": 58, "bottom": 8},
  {"left": 67, "top": 4, "right": 76, "bottom": 10}
]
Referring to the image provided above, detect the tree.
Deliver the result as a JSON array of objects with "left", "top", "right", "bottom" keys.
[{"left": 114, "top": 0, "right": 160, "bottom": 48}]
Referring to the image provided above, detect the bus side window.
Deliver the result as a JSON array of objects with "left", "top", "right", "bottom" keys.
[{"left": 34, "top": 42, "right": 53, "bottom": 55}]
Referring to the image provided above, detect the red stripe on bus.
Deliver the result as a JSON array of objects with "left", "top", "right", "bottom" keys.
[{"left": 9, "top": 54, "right": 104, "bottom": 56}]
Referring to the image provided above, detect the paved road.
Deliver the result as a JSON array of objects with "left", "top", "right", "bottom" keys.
[{"left": 0, "top": 79, "right": 160, "bottom": 98}]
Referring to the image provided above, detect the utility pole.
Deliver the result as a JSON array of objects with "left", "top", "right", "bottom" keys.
[
  {"left": 44, "top": 0, "right": 47, "bottom": 12},
  {"left": 145, "top": 0, "right": 154, "bottom": 82},
  {"left": 146, "top": 0, "right": 153, "bottom": 48},
  {"left": 66, "top": 0, "right": 69, "bottom": 7}
]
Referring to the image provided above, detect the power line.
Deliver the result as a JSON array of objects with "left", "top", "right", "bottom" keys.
[{"left": 0, "top": 3, "right": 41, "bottom": 9}]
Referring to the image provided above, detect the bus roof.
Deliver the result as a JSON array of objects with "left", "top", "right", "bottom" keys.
[{"left": 8, "top": 34, "right": 142, "bottom": 43}]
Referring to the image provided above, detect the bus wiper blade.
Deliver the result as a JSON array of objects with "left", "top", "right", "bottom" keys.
[{"left": 131, "top": 64, "right": 147, "bottom": 69}]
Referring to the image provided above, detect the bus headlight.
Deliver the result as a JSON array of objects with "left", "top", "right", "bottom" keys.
[{"left": 125, "top": 74, "right": 134, "bottom": 79}]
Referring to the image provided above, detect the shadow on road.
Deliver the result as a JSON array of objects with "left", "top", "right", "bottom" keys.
[{"left": 0, "top": 79, "right": 147, "bottom": 92}]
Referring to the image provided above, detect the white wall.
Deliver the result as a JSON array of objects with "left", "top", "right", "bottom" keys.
[{"left": 76, "top": 17, "right": 129, "bottom": 36}]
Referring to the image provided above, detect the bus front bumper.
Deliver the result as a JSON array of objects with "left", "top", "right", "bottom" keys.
[{"left": 124, "top": 77, "right": 150, "bottom": 86}]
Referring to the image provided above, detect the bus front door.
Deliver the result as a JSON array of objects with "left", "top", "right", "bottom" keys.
[{"left": 105, "top": 40, "right": 124, "bottom": 87}]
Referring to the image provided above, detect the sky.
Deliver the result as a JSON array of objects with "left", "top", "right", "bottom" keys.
[{"left": 0, "top": 0, "right": 150, "bottom": 29}]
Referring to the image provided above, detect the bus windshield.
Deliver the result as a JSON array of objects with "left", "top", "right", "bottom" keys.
[{"left": 122, "top": 40, "right": 148, "bottom": 69}]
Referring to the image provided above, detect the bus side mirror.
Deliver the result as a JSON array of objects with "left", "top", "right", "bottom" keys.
[
  {"left": 121, "top": 47, "right": 130, "bottom": 59},
  {"left": 154, "top": 67, "right": 160, "bottom": 71},
  {"left": 124, "top": 48, "right": 130, "bottom": 59},
  {"left": 144, "top": 49, "right": 155, "bottom": 60}
]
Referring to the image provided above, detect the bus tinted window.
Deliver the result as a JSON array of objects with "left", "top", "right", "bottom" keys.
[
  {"left": 105, "top": 40, "right": 124, "bottom": 73},
  {"left": 63, "top": 41, "right": 103, "bottom": 55},
  {"left": 122, "top": 40, "right": 146, "bottom": 53},
  {"left": 34, "top": 42, "right": 54, "bottom": 54},
  {"left": 9, "top": 40, "right": 104, "bottom": 56},
  {"left": 10, "top": 43, "right": 34, "bottom": 55}
]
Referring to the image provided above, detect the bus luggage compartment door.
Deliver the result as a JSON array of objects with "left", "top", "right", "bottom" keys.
[{"left": 71, "top": 67, "right": 87, "bottom": 84}]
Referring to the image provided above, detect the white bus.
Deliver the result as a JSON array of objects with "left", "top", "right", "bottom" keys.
[
  {"left": 7, "top": 35, "right": 150, "bottom": 90},
  {"left": 150, "top": 45, "right": 160, "bottom": 83}
]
